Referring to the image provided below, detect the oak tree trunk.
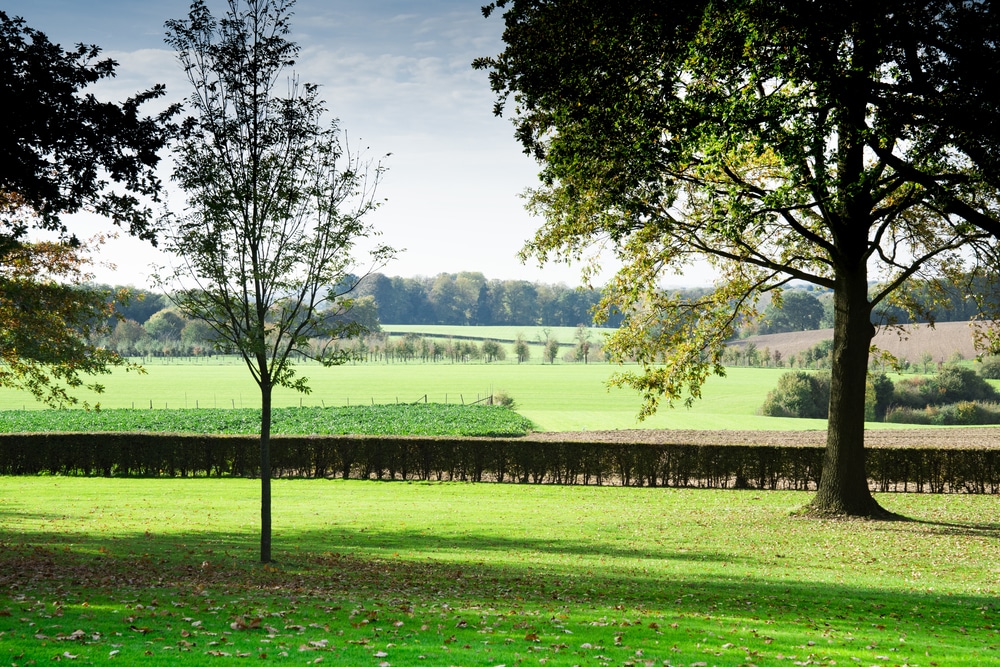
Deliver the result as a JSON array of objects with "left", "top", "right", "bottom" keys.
[{"left": 809, "top": 266, "right": 889, "bottom": 517}]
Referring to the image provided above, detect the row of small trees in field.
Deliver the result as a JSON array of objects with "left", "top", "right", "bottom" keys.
[{"left": 332, "top": 328, "right": 605, "bottom": 365}]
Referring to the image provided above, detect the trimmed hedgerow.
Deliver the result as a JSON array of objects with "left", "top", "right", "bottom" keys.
[{"left": 2, "top": 432, "right": 999, "bottom": 493}]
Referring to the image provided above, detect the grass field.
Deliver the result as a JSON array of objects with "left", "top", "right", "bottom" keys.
[
  {"left": 0, "top": 361, "right": 835, "bottom": 432},
  {"left": 1, "top": 478, "right": 997, "bottom": 665}
]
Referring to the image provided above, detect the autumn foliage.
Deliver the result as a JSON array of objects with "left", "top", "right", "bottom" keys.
[{"left": 0, "top": 224, "right": 137, "bottom": 407}]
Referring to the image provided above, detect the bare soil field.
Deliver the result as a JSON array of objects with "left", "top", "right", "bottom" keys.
[
  {"left": 529, "top": 427, "right": 1000, "bottom": 448},
  {"left": 730, "top": 320, "right": 986, "bottom": 364}
]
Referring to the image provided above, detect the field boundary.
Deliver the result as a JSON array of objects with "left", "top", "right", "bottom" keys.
[{"left": 3, "top": 430, "right": 999, "bottom": 493}]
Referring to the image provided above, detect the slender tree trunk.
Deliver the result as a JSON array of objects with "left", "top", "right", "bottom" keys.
[
  {"left": 260, "top": 382, "right": 272, "bottom": 563},
  {"left": 810, "top": 266, "right": 887, "bottom": 516}
]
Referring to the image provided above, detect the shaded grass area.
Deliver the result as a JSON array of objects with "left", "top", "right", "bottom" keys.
[
  {"left": 1, "top": 479, "right": 998, "bottom": 665},
  {"left": 0, "top": 404, "right": 535, "bottom": 437}
]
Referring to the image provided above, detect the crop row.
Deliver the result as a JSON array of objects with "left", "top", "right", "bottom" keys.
[{"left": 0, "top": 404, "right": 535, "bottom": 437}]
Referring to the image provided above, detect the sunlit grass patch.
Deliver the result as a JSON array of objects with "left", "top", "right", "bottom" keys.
[{"left": 1, "top": 478, "right": 998, "bottom": 665}]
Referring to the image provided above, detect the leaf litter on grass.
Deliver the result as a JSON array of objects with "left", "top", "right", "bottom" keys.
[{"left": 1, "top": 480, "right": 999, "bottom": 665}]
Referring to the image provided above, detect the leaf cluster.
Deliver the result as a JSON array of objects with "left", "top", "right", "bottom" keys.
[
  {"left": 0, "top": 238, "right": 142, "bottom": 408},
  {"left": 0, "top": 11, "right": 178, "bottom": 243}
]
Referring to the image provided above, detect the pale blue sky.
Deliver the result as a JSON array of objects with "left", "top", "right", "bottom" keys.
[{"left": 5, "top": 1, "right": 710, "bottom": 288}]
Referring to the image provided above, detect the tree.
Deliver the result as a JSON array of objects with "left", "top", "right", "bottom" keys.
[
  {"left": 477, "top": 1, "right": 1000, "bottom": 516},
  {"left": 0, "top": 232, "right": 139, "bottom": 408},
  {"left": 0, "top": 11, "right": 176, "bottom": 244},
  {"left": 163, "top": 0, "right": 394, "bottom": 562},
  {"left": 544, "top": 336, "right": 560, "bottom": 364},
  {"left": 760, "top": 290, "right": 825, "bottom": 334},
  {"left": 0, "top": 12, "right": 174, "bottom": 406},
  {"left": 144, "top": 308, "right": 187, "bottom": 342},
  {"left": 111, "top": 319, "right": 148, "bottom": 356},
  {"left": 573, "top": 324, "right": 591, "bottom": 363},
  {"left": 514, "top": 333, "right": 531, "bottom": 363}
]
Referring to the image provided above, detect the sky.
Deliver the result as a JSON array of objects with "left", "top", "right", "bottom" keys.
[{"left": 5, "top": 0, "right": 714, "bottom": 289}]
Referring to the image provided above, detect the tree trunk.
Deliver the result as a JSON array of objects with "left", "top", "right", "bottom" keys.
[
  {"left": 809, "top": 267, "right": 889, "bottom": 517},
  {"left": 260, "top": 382, "right": 272, "bottom": 563}
]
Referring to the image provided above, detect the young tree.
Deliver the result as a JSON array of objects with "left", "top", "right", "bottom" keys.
[
  {"left": 544, "top": 336, "right": 560, "bottom": 364},
  {"left": 163, "top": 0, "right": 394, "bottom": 562},
  {"left": 514, "top": 333, "right": 531, "bottom": 363},
  {"left": 477, "top": 1, "right": 1000, "bottom": 516}
]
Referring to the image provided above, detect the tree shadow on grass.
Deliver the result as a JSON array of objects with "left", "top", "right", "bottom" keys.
[{"left": 0, "top": 526, "right": 996, "bottom": 667}]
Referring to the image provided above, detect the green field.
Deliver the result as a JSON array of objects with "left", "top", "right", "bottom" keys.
[
  {"left": 1, "top": 478, "right": 997, "bottom": 665},
  {"left": 0, "top": 359, "right": 839, "bottom": 432}
]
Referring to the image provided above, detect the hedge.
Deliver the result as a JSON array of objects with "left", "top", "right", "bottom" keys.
[{"left": 1, "top": 432, "right": 999, "bottom": 493}]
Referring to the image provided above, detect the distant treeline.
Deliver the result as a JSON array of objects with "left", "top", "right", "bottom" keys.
[
  {"left": 98, "top": 273, "right": 992, "bottom": 356},
  {"left": 354, "top": 272, "right": 628, "bottom": 327}
]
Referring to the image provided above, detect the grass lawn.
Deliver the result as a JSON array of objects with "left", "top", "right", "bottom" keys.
[{"left": 1, "top": 478, "right": 997, "bottom": 665}]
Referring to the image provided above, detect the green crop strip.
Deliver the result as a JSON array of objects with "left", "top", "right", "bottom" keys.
[{"left": 0, "top": 404, "right": 536, "bottom": 437}]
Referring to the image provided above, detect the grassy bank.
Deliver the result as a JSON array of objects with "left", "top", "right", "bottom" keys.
[{"left": 0, "top": 478, "right": 997, "bottom": 665}]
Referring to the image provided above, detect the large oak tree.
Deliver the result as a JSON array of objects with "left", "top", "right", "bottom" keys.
[{"left": 476, "top": 0, "right": 1000, "bottom": 516}]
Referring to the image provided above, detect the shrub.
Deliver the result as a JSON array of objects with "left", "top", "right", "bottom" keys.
[
  {"left": 761, "top": 371, "right": 830, "bottom": 418},
  {"left": 763, "top": 371, "right": 893, "bottom": 421},
  {"left": 892, "top": 365, "right": 1000, "bottom": 409},
  {"left": 979, "top": 356, "right": 1000, "bottom": 379},
  {"left": 886, "top": 401, "right": 1000, "bottom": 425}
]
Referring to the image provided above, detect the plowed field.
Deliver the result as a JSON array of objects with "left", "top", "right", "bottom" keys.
[
  {"left": 529, "top": 426, "right": 1000, "bottom": 448},
  {"left": 730, "top": 320, "right": 985, "bottom": 364}
]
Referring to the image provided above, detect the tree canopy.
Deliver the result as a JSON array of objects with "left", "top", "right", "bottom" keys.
[
  {"left": 0, "top": 11, "right": 175, "bottom": 407},
  {"left": 477, "top": 0, "right": 1000, "bottom": 516},
  {"left": 0, "top": 11, "right": 177, "bottom": 245}
]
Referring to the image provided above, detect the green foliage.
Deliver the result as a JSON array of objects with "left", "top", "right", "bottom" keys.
[
  {"left": 0, "top": 241, "right": 142, "bottom": 408},
  {"left": 762, "top": 371, "right": 894, "bottom": 421},
  {"left": 886, "top": 401, "right": 1000, "bottom": 426},
  {"left": 0, "top": 404, "right": 534, "bottom": 437},
  {"left": 892, "top": 365, "right": 1000, "bottom": 409},
  {"left": 760, "top": 290, "right": 826, "bottom": 334},
  {"left": 359, "top": 272, "right": 624, "bottom": 327},
  {"left": 978, "top": 356, "right": 1000, "bottom": 379},
  {"left": 865, "top": 373, "right": 895, "bottom": 422},
  {"left": 761, "top": 371, "right": 830, "bottom": 419}
]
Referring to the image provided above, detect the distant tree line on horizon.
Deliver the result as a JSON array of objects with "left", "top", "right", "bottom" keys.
[
  {"left": 354, "top": 272, "right": 628, "bottom": 327},
  {"left": 88, "top": 272, "right": 991, "bottom": 359}
]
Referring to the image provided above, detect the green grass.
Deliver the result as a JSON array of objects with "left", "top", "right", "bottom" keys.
[
  {"left": 1, "top": 478, "right": 997, "bottom": 665},
  {"left": 0, "top": 362, "right": 836, "bottom": 432},
  {"left": 0, "top": 404, "right": 534, "bottom": 437}
]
